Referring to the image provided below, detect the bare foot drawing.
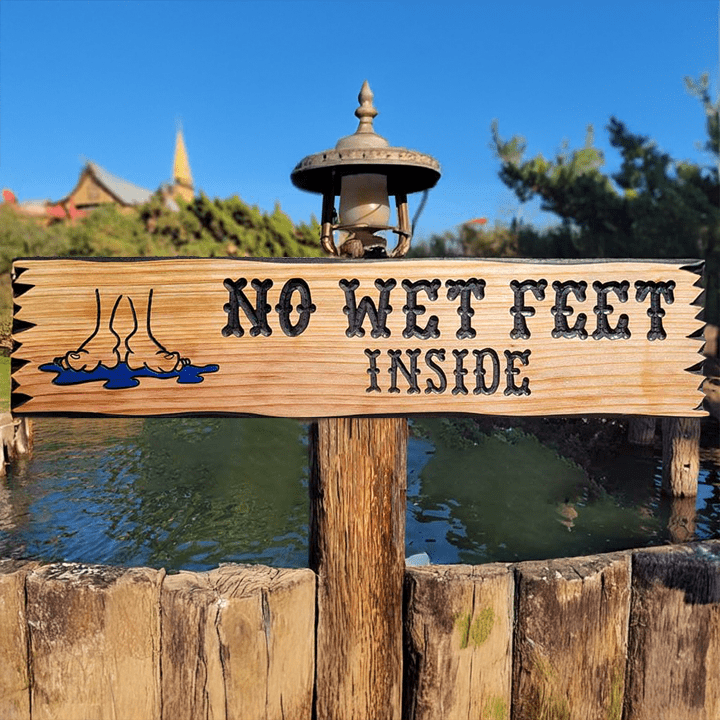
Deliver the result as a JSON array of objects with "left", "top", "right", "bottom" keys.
[
  {"left": 55, "top": 290, "right": 122, "bottom": 371},
  {"left": 55, "top": 288, "right": 189, "bottom": 373}
]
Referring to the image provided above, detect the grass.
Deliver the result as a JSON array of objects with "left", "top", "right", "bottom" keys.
[
  {"left": 0, "top": 357, "right": 9, "bottom": 412},
  {"left": 1, "top": 273, "right": 12, "bottom": 413},
  {"left": 0, "top": 273, "right": 11, "bottom": 339}
]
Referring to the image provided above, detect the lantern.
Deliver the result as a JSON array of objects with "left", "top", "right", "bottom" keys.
[{"left": 291, "top": 81, "right": 441, "bottom": 258}]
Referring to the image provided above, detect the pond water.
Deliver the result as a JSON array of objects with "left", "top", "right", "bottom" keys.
[{"left": 1, "top": 416, "right": 719, "bottom": 571}]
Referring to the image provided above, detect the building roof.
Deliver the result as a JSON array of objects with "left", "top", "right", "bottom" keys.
[{"left": 83, "top": 161, "right": 153, "bottom": 205}]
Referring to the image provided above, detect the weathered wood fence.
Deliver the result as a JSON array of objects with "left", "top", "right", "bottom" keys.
[{"left": 2, "top": 540, "right": 720, "bottom": 719}]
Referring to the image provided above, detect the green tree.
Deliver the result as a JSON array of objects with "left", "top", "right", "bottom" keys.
[
  {"left": 62, "top": 204, "right": 165, "bottom": 257},
  {"left": 411, "top": 220, "right": 519, "bottom": 258},
  {"left": 139, "top": 192, "right": 323, "bottom": 258},
  {"left": 491, "top": 73, "right": 719, "bottom": 321},
  {"left": 0, "top": 205, "right": 71, "bottom": 273}
]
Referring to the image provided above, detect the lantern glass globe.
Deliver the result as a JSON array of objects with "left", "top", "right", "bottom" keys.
[{"left": 339, "top": 174, "right": 390, "bottom": 228}]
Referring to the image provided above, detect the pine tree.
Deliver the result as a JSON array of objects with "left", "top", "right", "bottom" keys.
[{"left": 491, "top": 74, "right": 719, "bottom": 321}]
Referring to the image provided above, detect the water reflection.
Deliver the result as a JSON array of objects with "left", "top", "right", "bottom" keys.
[
  {"left": 406, "top": 419, "right": 663, "bottom": 564},
  {"left": 660, "top": 496, "right": 697, "bottom": 544},
  {"left": 1, "top": 418, "right": 309, "bottom": 570},
  {"left": 0, "top": 416, "right": 718, "bottom": 570}
]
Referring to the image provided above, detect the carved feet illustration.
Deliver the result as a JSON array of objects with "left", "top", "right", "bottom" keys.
[{"left": 55, "top": 289, "right": 190, "bottom": 373}]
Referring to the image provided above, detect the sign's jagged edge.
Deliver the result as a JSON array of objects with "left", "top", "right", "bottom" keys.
[
  {"left": 682, "top": 261, "right": 709, "bottom": 412},
  {"left": 10, "top": 262, "right": 36, "bottom": 411}
]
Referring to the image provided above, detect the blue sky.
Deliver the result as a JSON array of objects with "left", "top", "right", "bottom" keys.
[{"left": 1, "top": 0, "right": 717, "bottom": 241}]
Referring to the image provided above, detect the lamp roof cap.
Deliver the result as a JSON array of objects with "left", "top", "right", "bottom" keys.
[{"left": 291, "top": 81, "right": 440, "bottom": 196}]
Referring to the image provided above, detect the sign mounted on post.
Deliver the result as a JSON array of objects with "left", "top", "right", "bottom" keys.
[{"left": 11, "top": 257, "right": 705, "bottom": 418}]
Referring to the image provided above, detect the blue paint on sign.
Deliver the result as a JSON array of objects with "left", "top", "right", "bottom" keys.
[{"left": 39, "top": 361, "right": 220, "bottom": 390}]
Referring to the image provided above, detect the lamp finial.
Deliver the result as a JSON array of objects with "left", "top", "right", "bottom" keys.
[
  {"left": 355, "top": 80, "right": 378, "bottom": 134},
  {"left": 335, "top": 81, "right": 388, "bottom": 150}
]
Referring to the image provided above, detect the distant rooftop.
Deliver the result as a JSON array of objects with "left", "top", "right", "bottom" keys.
[{"left": 86, "top": 161, "right": 153, "bottom": 205}]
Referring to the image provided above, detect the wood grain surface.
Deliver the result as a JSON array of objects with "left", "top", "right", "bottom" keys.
[
  {"left": 662, "top": 417, "right": 702, "bottom": 496},
  {"left": 4, "top": 545, "right": 720, "bottom": 718},
  {"left": 12, "top": 258, "right": 705, "bottom": 417},
  {"left": 624, "top": 544, "right": 720, "bottom": 719},
  {"left": 310, "top": 417, "right": 407, "bottom": 720},
  {"left": 6, "top": 562, "right": 314, "bottom": 720},
  {"left": 161, "top": 565, "right": 315, "bottom": 720},
  {"left": 403, "top": 564, "right": 513, "bottom": 720},
  {"left": 512, "top": 552, "right": 631, "bottom": 720},
  {"left": 0, "top": 560, "right": 35, "bottom": 720},
  {"left": 26, "top": 564, "right": 162, "bottom": 720}
]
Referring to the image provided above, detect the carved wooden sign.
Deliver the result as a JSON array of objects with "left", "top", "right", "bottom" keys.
[{"left": 11, "top": 258, "right": 705, "bottom": 418}]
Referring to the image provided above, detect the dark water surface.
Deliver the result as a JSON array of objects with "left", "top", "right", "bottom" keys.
[{"left": 1, "top": 416, "right": 718, "bottom": 570}]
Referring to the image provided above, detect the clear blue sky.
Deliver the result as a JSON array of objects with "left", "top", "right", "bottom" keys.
[{"left": 1, "top": 0, "right": 717, "bottom": 241}]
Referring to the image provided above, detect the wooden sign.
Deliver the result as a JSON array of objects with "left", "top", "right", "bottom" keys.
[{"left": 11, "top": 258, "right": 705, "bottom": 418}]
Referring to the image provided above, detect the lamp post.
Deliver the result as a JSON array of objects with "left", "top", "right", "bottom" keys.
[
  {"left": 293, "top": 82, "right": 440, "bottom": 719},
  {"left": 291, "top": 81, "right": 441, "bottom": 258}
]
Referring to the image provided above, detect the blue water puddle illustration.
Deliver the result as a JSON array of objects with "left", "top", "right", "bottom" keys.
[{"left": 40, "top": 361, "right": 220, "bottom": 389}]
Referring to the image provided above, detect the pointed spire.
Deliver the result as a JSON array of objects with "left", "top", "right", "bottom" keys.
[{"left": 173, "top": 128, "right": 193, "bottom": 188}]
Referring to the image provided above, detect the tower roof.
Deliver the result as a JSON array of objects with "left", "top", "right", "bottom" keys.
[{"left": 173, "top": 129, "right": 193, "bottom": 188}]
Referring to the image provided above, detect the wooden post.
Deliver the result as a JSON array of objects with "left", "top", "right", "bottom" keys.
[
  {"left": 310, "top": 417, "right": 407, "bottom": 720},
  {"left": 26, "top": 563, "right": 162, "bottom": 720},
  {"left": 662, "top": 417, "right": 701, "bottom": 496},
  {"left": 0, "top": 560, "right": 34, "bottom": 720},
  {"left": 628, "top": 416, "right": 656, "bottom": 445},
  {"left": 161, "top": 565, "right": 315, "bottom": 720},
  {"left": 0, "top": 413, "right": 32, "bottom": 477},
  {"left": 1, "top": 414, "right": 16, "bottom": 473}
]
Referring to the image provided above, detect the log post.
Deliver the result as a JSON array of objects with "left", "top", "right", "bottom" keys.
[
  {"left": 0, "top": 560, "right": 35, "bottom": 720},
  {"left": 512, "top": 552, "right": 631, "bottom": 720},
  {"left": 403, "top": 564, "right": 513, "bottom": 720},
  {"left": 26, "top": 563, "right": 162, "bottom": 720},
  {"left": 624, "top": 543, "right": 720, "bottom": 718},
  {"left": 310, "top": 417, "right": 407, "bottom": 720},
  {"left": 628, "top": 416, "right": 656, "bottom": 446},
  {"left": 661, "top": 417, "right": 701, "bottom": 496},
  {"left": 161, "top": 565, "right": 315, "bottom": 720},
  {"left": 1, "top": 413, "right": 33, "bottom": 477}
]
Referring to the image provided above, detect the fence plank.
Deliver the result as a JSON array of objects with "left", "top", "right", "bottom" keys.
[
  {"left": 625, "top": 543, "right": 720, "bottom": 719},
  {"left": 26, "top": 563, "right": 162, "bottom": 720},
  {"left": 403, "top": 563, "right": 513, "bottom": 720},
  {"left": 512, "top": 552, "right": 631, "bottom": 720},
  {"left": 310, "top": 417, "right": 407, "bottom": 720},
  {"left": 0, "top": 560, "right": 34, "bottom": 720},
  {"left": 160, "top": 570, "right": 220, "bottom": 720},
  {"left": 160, "top": 564, "right": 315, "bottom": 720}
]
